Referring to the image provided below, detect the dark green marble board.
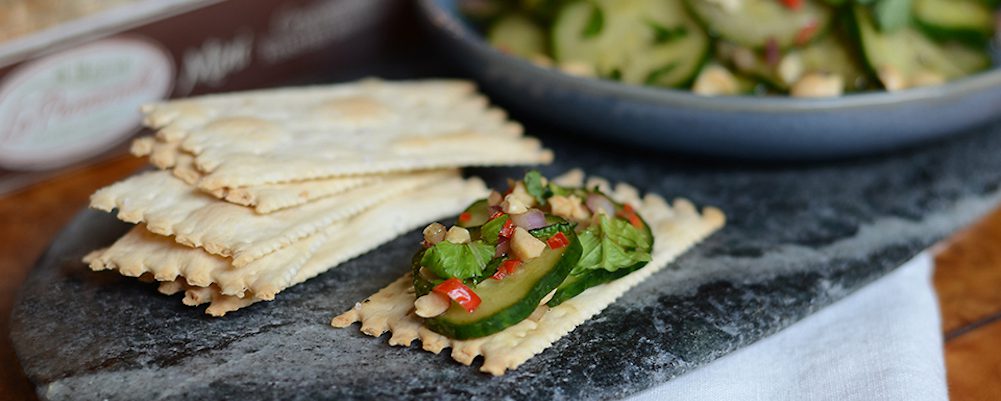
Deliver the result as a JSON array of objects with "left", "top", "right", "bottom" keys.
[{"left": 11, "top": 120, "right": 1001, "bottom": 401}]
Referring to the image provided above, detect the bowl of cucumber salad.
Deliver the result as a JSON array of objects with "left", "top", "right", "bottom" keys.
[{"left": 419, "top": 0, "right": 1001, "bottom": 160}]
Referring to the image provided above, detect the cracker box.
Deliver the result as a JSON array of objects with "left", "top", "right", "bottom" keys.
[{"left": 0, "top": 0, "right": 407, "bottom": 193}]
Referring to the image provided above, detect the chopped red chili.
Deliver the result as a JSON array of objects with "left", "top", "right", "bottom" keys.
[
  {"left": 781, "top": 0, "right": 802, "bottom": 10},
  {"left": 620, "top": 203, "right": 644, "bottom": 229},
  {"left": 794, "top": 20, "right": 818, "bottom": 46},
  {"left": 499, "top": 219, "right": 515, "bottom": 239},
  {"left": 491, "top": 259, "right": 522, "bottom": 280},
  {"left": 547, "top": 232, "right": 569, "bottom": 249},
  {"left": 432, "top": 278, "right": 481, "bottom": 313},
  {"left": 489, "top": 210, "right": 505, "bottom": 221}
]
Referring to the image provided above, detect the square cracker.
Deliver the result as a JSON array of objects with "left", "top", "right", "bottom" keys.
[
  {"left": 92, "top": 176, "right": 488, "bottom": 315},
  {"left": 140, "top": 79, "right": 551, "bottom": 190},
  {"left": 131, "top": 135, "right": 391, "bottom": 213},
  {"left": 90, "top": 169, "right": 456, "bottom": 267},
  {"left": 331, "top": 180, "right": 726, "bottom": 376},
  {"left": 142, "top": 79, "right": 479, "bottom": 142}
]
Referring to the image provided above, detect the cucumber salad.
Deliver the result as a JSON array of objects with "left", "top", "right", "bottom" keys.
[
  {"left": 411, "top": 171, "right": 653, "bottom": 339},
  {"left": 464, "top": 0, "right": 997, "bottom": 96}
]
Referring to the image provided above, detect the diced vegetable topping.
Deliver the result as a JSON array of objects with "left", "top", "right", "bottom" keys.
[
  {"left": 420, "top": 240, "right": 495, "bottom": 280},
  {"left": 492, "top": 259, "right": 522, "bottom": 280},
  {"left": 481, "top": 214, "right": 511, "bottom": 244},
  {"left": 574, "top": 213, "right": 652, "bottom": 274},
  {"left": 523, "top": 170, "right": 549, "bottom": 205},
  {"left": 413, "top": 170, "right": 655, "bottom": 338},
  {"left": 468, "top": 0, "right": 995, "bottom": 96},
  {"left": 547, "top": 232, "right": 570, "bottom": 249},
  {"left": 512, "top": 226, "right": 547, "bottom": 260},
  {"left": 433, "top": 278, "right": 482, "bottom": 313},
  {"left": 620, "top": 203, "right": 644, "bottom": 229},
  {"left": 500, "top": 219, "right": 516, "bottom": 239},
  {"left": 781, "top": 0, "right": 803, "bottom": 10}
]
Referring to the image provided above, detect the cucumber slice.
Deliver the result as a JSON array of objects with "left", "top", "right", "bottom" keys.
[
  {"left": 424, "top": 226, "right": 582, "bottom": 339},
  {"left": 552, "top": 0, "right": 709, "bottom": 87},
  {"left": 855, "top": 6, "right": 990, "bottom": 89},
  {"left": 686, "top": 0, "right": 833, "bottom": 48},
  {"left": 489, "top": 14, "right": 547, "bottom": 58},
  {"left": 914, "top": 0, "right": 995, "bottom": 43},
  {"left": 547, "top": 266, "right": 635, "bottom": 306},
  {"left": 548, "top": 205, "right": 653, "bottom": 306},
  {"left": 551, "top": 1, "right": 606, "bottom": 71},
  {"left": 457, "top": 199, "right": 491, "bottom": 228},
  {"left": 798, "top": 33, "right": 870, "bottom": 91}
]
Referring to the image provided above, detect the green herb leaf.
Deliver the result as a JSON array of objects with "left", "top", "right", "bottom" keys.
[
  {"left": 480, "top": 215, "right": 510, "bottom": 244},
  {"left": 420, "top": 240, "right": 495, "bottom": 280},
  {"left": 572, "top": 228, "right": 602, "bottom": 275},
  {"left": 523, "top": 170, "right": 549, "bottom": 205},
  {"left": 571, "top": 213, "right": 652, "bottom": 275},
  {"left": 582, "top": 3, "right": 604, "bottom": 38},
  {"left": 645, "top": 63, "right": 679, "bottom": 85},
  {"left": 646, "top": 20, "right": 687, "bottom": 44},
  {"left": 548, "top": 182, "right": 572, "bottom": 197}
]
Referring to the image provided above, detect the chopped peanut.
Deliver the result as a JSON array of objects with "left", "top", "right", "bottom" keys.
[
  {"left": 502, "top": 195, "right": 529, "bottom": 214},
  {"left": 911, "top": 71, "right": 945, "bottom": 87},
  {"left": 549, "top": 195, "right": 590, "bottom": 222},
  {"left": 559, "top": 61, "right": 596, "bottom": 77},
  {"left": 445, "top": 226, "right": 471, "bottom": 244},
  {"left": 692, "top": 64, "right": 739, "bottom": 96},
  {"left": 778, "top": 52, "right": 804, "bottom": 86},
  {"left": 487, "top": 191, "right": 503, "bottom": 206},
  {"left": 414, "top": 292, "right": 451, "bottom": 318},
  {"left": 791, "top": 73, "right": 844, "bottom": 98},
  {"left": 510, "top": 182, "right": 535, "bottom": 206},
  {"left": 502, "top": 183, "right": 535, "bottom": 215},
  {"left": 878, "top": 65, "right": 906, "bottom": 92},
  {"left": 510, "top": 227, "right": 546, "bottom": 261},
  {"left": 423, "top": 223, "right": 446, "bottom": 245}
]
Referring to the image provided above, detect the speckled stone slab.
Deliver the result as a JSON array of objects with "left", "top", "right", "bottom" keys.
[{"left": 12, "top": 121, "right": 1001, "bottom": 401}]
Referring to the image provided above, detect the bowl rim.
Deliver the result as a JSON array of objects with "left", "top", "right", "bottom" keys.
[{"left": 419, "top": 0, "right": 1001, "bottom": 113}]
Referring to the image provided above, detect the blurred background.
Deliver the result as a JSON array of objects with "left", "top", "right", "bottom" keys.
[{"left": 2, "top": 1, "right": 1001, "bottom": 399}]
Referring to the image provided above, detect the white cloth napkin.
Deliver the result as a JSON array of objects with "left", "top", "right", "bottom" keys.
[{"left": 627, "top": 252, "right": 947, "bottom": 401}]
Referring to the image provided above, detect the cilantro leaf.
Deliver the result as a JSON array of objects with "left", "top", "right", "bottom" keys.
[
  {"left": 480, "top": 215, "right": 509, "bottom": 244},
  {"left": 571, "top": 213, "right": 652, "bottom": 275},
  {"left": 420, "top": 240, "right": 495, "bottom": 280},
  {"left": 582, "top": 4, "right": 604, "bottom": 38},
  {"left": 523, "top": 170, "right": 549, "bottom": 205},
  {"left": 646, "top": 20, "right": 687, "bottom": 44}
]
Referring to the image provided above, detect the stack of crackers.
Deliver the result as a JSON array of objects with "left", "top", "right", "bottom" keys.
[{"left": 83, "top": 79, "right": 553, "bottom": 316}]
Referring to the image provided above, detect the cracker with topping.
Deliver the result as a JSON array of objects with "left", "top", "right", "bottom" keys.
[{"left": 332, "top": 172, "right": 725, "bottom": 375}]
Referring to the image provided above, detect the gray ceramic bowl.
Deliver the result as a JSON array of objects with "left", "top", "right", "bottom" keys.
[{"left": 419, "top": 0, "right": 1001, "bottom": 160}]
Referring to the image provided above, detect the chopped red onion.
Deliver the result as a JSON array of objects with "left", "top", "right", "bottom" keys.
[
  {"left": 586, "top": 194, "right": 616, "bottom": 216},
  {"left": 765, "top": 37, "right": 781, "bottom": 67},
  {"left": 495, "top": 239, "right": 510, "bottom": 257},
  {"left": 510, "top": 208, "right": 547, "bottom": 230}
]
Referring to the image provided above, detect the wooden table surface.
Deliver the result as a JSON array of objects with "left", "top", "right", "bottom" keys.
[{"left": 2, "top": 155, "right": 1000, "bottom": 400}]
